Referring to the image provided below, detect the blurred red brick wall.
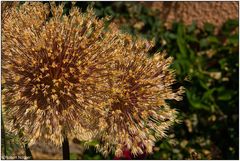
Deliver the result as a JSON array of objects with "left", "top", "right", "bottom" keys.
[{"left": 144, "top": 2, "right": 238, "bottom": 30}]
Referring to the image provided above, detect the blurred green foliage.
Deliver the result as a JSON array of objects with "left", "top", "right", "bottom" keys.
[{"left": 2, "top": 1, "right": 239, "bottom": 160}]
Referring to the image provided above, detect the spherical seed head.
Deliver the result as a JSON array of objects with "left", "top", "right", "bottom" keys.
[
  {"left": 1, "top": 2, "right": 19, "bottom": 21},
  {"left": 2, "top": 3, "right": 116, "bottom": 146},
  {"left": 95, "top": 34, "right": 184, "bottom": 157}
]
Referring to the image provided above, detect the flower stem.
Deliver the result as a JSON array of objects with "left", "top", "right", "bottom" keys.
[
  {"left": 1, "top": 112, "right": 7, "bottom": 156},
  {"left": 24, "top": 143, "right": 33, "bottom": 159},
  {"left": 62, "top": 137, "right": 70, "bottom": 160}
]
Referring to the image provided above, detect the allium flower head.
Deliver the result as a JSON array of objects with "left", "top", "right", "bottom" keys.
[
  {"left": 94, "top": 33, "right": 184, "bottom": 157},
  {"left": 2, "top": 2, "right": 116, "bottom": 146},
  {"left": 1, "top": 1, "right": 20, "bottom": 23}
]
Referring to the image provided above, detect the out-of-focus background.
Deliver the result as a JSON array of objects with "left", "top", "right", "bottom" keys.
[{"left": 1, "top": 1, "right": 239, "bottom": 160}]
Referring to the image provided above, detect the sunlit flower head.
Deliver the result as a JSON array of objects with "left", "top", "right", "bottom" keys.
[
  {"left": 2, "top": 2, "right": 116, "bottom": 146},
  {"left": 1, "top": 1, "right": 20, "bottom": 23},
  {"left": 94, "top": 33, "right": 184, "bottom": 157}
]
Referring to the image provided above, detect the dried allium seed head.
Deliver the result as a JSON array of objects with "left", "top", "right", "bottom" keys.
[
  {"left": 95, "top": 34, "right": 184, "bottom": 157},
  {"left": 3, "top": 2, "right": 49, "bottom": 35},
  {"left": 2, "top": 3, "right": 116, "bottom": 146},
  {"left": 1, "top": 1, "right": 20, "bottom": 23}
]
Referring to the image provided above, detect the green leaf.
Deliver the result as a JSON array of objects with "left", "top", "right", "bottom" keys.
[
  {"left": 186, "top": 90, "right": 209, "bottom": 111},
  {"left": 218, "top": 93, "right": 232, "bottom": 101},
  {"left": 202, "top": 88, "right": 215, "bottom": 101},
  {"left": 186, "top": 35, "right": 198, "bottom": 43},
  {"left": 85, "top": 140, "right": 99, "bottom": 147},
  {"left": 177, "top": 23, "right": 187, "bottom": 56},
  {"left": 70, "top": 153, "right": 78, "bottom": 160},
  {"left": 200, "top": 38, "right": 208, "bottom": 48},
  {"left": 207, "top": 36, "right": 219, "bottom": 44},
  {"left": 219, "top": 58, "right": 227, "bottom": 70},
  {"left": 165, "top": 32, "right": 177, "bottom": 40},
  {"left": 199, "top": 80, "right": 209, "bottom": 90},
  {"left": 218, "top": 91, "right": 233, "bottom": 101},
  {"left": 216, "top": 87, "right": 233, "bottom": 101},
  {"left": 187, "top": 21, "right": 196, "bottom": 33},
  {"left": 222, "top": 19, "right": 239, "bottom": 33},
  {"left": 204, "top": 23, "right": 215, "bottom": 34},
  {"left": 227, "top": 34, "right": 239, "bottom": 45}
]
